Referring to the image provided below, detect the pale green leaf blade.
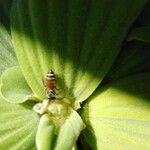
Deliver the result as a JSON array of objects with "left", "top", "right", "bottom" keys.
[
  {"left": 36, "top": 114, "right": 55, "bottom": 150},
  {"left": 11, "top": 0, "right": 147, "bottom": 102},
  {"left": 0, "top": 96, "right": 39, "bottom": 149},
  {"left": 55, "top": 109, "right": 85, "bottom": 150},
  {"left": 0, "top": 24, "right": 18, "bottom": 75},
  {"left": 1, "top": 66, "right": 33, "bottom": 103},
  {"left": 69, "top": 0, "right": 148, "bottom": 102},
  {"left": 81, "top": 72, "right": 150, "bottom": 149},
  {"left": 127, "top": 26, "right": 150, "bottom": 43}
]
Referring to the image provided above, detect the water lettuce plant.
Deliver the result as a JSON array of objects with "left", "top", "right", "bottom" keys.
[{"left": 0, "top": 0, "right": 150, "bottom": 149}]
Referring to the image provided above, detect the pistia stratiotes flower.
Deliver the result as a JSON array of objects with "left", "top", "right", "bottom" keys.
[{"left": 0, "top": 0, "right": 150, "bottom": 150}]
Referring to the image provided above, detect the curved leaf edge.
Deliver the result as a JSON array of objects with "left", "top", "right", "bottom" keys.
[{"left": 0, "top": 66, "right": 40, "bottom": 103}]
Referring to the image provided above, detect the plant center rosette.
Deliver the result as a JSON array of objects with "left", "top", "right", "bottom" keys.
[
  {"left": 1, "top": 0, "right": 150, "bottom": 150},
  {"left": 0, "top": 65, "right": 86, "bottom": 149}
]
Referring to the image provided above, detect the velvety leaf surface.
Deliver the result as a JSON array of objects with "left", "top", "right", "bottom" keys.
[
  {"left": 11, "top": 0, "right": 147, "bottom": 102},
  {"left": 0, "top": 95, "right": 39, "bottom": 149},
  {"left": 81, "top": 72, "right": 150, "bottom": 149},
  {"left": 127, "top": 26, "right": 150, "bottom": 43},
  {"left": 0, "top": 24, "right": 18, "bottom": 75},
  {"left": 1, "top": 66, "right": 33, "bottom": 103},
  {"left": 0, "top": 0, "right": 13, "bottom": 29},
  {"left": 103, "top": 41, "right": 150, "bottom": 83},
  {"left": 138, "top": 0, "right": 150, "bottom": 27},
  {"left": 103, "top": 1, "right": 150, "bottom": 84},
  {"left": 126, "top": 1, "right": 150, "bottom": 43}
]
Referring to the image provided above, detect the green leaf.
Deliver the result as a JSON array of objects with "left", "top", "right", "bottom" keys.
[
  {"left": 126, "top": 1, "right": 150, "bottom": 43},
  {"left": 0, "top": 24, "right": 18, "bottom": 75},
  {"left": 11, "top": 0, "right": 147, "bottom": 102},
  {"left": 127, "top": 26, "right": 150, "bottom": 43},
  {"left": 103, "top": 41, "right": 150, "bottom": 83},
  {"left": 0, "top": 0, "right": 13, "bottom": 29},
  {"left": 81, "top": 72, "right": 150, "bottom": 149},
  {"left": 0, "top": 95, "right": 39, "bottom": 149},
  {"left": 55, "top": 109, "right": 85, "bottom": 150},
  {"left": 36, "top": 114, "right": 55, "bottom": 150},
  {"left": 1, "top": 66, "right": 34, "bottom": 103},
  {"left": 138, "top": 0, "right": 150, "bottom": 26}
]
